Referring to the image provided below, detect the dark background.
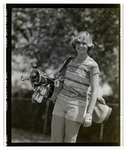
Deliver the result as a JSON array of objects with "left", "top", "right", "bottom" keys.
[{"left": 7, "top": 4, "right": 120, "bottom": 146}]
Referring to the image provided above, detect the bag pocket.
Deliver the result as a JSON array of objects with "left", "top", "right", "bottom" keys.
[{"left": 92, "top": 97, "right": 112, "bottom": 124}]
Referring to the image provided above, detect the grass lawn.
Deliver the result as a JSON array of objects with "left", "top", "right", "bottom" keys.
[{"left": 11, "top": 128, "right": 51, "bottom": 143}]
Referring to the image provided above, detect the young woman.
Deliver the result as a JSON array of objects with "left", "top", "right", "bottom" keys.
[{"left": 51, "top": 31, "right": 99, "bottom": 143}]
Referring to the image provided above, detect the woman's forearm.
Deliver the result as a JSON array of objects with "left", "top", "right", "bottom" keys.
[{"left": 87, "top": 91, "right": 98, "bottom": 114}]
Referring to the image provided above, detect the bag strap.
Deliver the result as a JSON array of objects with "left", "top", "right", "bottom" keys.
[{"left": 58, "top": 56, "right": 74, "bottom": 74}]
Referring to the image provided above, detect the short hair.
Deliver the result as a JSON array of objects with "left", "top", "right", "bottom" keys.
[{"left": 70, "top": 31, "right": 94, "bottom": 51}]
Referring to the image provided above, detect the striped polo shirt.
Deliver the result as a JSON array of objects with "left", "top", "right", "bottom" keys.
[{"left": 57, "top": 56, "right": 100, "bottom": 106}]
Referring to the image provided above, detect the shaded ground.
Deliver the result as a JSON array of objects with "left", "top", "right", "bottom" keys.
[{"left": 11, "top": 128, "right": 51, "bottom": 143}]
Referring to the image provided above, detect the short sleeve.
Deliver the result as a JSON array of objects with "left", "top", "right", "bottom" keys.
[{"left": 90, "top": 64, "right": 100, "bottom": 75}]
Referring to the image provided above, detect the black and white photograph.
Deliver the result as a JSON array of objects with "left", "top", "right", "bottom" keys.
[{"left": 6, "top": 4, "right": 121, "bottom": 146}]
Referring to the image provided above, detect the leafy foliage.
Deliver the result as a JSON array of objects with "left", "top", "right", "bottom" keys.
[{"left": 11, "top": 7, "right": 120, "bottom": 102}]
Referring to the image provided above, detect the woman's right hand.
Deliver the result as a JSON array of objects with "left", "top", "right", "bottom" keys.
[{"left": 54, "top": 79, "right": 60, "bottom": 87}]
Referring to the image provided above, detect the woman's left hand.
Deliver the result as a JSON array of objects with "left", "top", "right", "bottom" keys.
[{"left": 83, "top": 113, "right": 92, "bottom": 127}]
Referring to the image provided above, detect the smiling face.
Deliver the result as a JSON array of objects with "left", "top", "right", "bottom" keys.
[
  {"left": 71, "top": 31, "right": 94, "bottom": 52},
  {"left": 75, "top": 39, "right": 88, "bottom": 54}
]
